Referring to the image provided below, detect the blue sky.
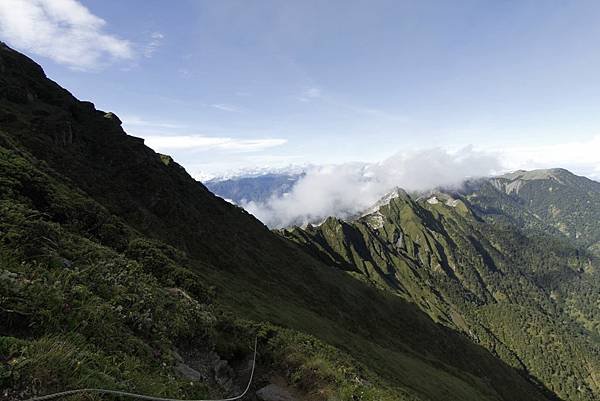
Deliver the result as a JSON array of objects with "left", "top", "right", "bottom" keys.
[{"left": 1, "top": 0, "right": 600, "bottom": 179}]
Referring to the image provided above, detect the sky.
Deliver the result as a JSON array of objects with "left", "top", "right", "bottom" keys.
[{"left": 1, "top": 0, "right": 600, "bottom": 180}]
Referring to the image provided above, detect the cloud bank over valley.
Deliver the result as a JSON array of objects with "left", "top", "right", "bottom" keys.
[{"left": 240, "top": 146, "right": 501, "bottom": 228}]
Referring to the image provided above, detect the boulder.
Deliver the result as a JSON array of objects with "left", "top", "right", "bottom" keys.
[
  {"left": 256, "top": 384, "right": 297, "bottom": 401},
  {"left": 174, "top": 362, "right": 203, "bottom": 381}
]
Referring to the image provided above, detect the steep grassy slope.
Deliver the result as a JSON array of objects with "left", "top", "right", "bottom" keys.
[
  {"left": 0, "top": 43, "right": 560, "bottom": 401},
  {"left": 282, "top": 190, "right": 600, "bottom": 401},
  {"left": 0, "top": 142, "right": 420, "bottom": 401}
]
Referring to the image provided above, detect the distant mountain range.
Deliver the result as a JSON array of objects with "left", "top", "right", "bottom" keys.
[
  {"left": 204, "top": 171, "right": 304, "bottom": 204},
  {"left": 466, "top": 168, "right": 600, "bottom": 255},
  {"left": 207, "top": 167, "right": 600, "bottom": 253},
  {"left": 2, "top": 42, "right": 599, "bottom": 401}
]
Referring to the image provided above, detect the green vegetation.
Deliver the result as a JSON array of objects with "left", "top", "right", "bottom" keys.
[
  {"left": 465, "top": 169, "right": 600, "bottom": 256},
  {"left": 282, "top": 190, "right": 600, "bottom": 401},
  {"left": 0, "top": 41, "right": 596, "bottom": 401},
  {"left": 0, "top": 144, "right": 407, "bottom": 401}
]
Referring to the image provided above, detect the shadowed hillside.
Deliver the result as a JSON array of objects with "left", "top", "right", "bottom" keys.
[{"left": 0, "top": 43, "right": 578, "bottom": 401}]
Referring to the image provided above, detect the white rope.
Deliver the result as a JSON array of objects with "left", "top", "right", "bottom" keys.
[{"left": 24, "top": 337, "right": 258, "bottom": 401}]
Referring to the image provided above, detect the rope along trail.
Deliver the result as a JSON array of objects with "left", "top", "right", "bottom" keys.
[{"left": 24, "top": 337, "right": 258, "bottom": 401}]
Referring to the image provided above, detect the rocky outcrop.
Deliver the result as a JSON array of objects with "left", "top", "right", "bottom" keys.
[
  {"left": 256, "top": 384, "right": 297, "bottom": 401},
  {"left": 103, "top": 111, "right": 122, "bottom": 126}
]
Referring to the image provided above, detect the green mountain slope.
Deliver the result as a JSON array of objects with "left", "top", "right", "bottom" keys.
[
  {"left": 282, "top": 189, "right": 600, "bottom": 401},
  {"left": 0, "top": 43, "right": 561, "bottom": 401},
  {"left": 465, "top": 168, "right": 600, "bottom": 255}
]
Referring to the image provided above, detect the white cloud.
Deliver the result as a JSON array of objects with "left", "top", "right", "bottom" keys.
[
  {"left": 240, "top": 136, "right": 600, "bottom": 228},
  {"left": 143, "top": 32, "right": 164, "bottom": 58},
  {"left": 211, "top": 104, "right": 239, "bottom": 112},
  {"left": 122, "top": 115, "right": 186, "bottom": 131},
  {"left": 496, "top": 135, "right": 600, "bottom": 180},
  {"left": 0, "top": 0, "right": 133, "bottom": 69},
  {"left": 244, "top": 147, "right": 501, "bottom": 228},
  {"left": 143, "top": 135, "right": 287, "bottom": 153}
]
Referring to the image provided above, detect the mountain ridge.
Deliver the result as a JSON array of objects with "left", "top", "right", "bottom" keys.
[
  {"left": 0, "top": 42, "right": 595, "bottom": 401},
  {"left": 282, "top": 179, "right": 600, "bottom": 400},
  {"left": 462, "top": 168, "right": 600, "bottom": 256}
]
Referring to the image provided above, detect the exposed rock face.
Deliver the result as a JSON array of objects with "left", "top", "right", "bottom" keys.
[
  {"left": 213, "top": 358, "right": 234, "bottom": 389},
  {"left": 427, "top": 196, "right": 439, "bottom": 204},
  {"left": 174, "top": 362, "right": 203, "bottom": 381},
  {"left": 172, "top": 347, "right": 237, "bottom": 391},
  {"left": 103, "top": 111, "right": 122, "bottom": 126},
  {"left": 256, "top": 384, "right": 297, "bottom": 401}
]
